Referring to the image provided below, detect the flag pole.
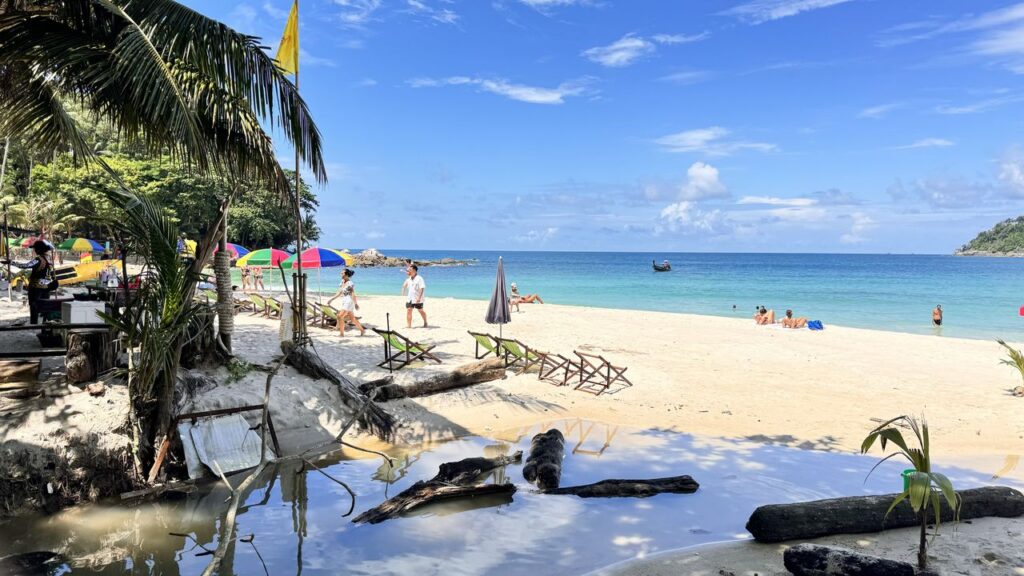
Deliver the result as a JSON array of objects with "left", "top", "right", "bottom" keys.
[{"left": 291, "top": 0, "right": 307, "bottom": 346}]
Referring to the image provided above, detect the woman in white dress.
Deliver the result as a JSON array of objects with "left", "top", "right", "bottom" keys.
[{"left": 327, "top": 268, "right": 365, "bottom": 337}]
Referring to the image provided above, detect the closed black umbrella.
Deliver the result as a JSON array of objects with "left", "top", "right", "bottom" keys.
[{"left": 485, "top": 256, "right": 511, "bottom": 339}]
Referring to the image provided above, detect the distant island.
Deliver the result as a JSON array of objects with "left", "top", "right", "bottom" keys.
[
  {"left": 349, "top": 248, "right": 476, "bottom": 267},
  {"left": 956, "top": 216, "right": 1024, "bottom": 257}
]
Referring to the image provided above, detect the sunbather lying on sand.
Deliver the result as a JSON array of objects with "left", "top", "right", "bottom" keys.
[
  {"left": 780, "top": 309, "right": 808, "bottom": 329},
  {"left": 510, "top": 283, "right": 543, "bottom": 304},
  {"left": 754, "top": 306, "right": 775, "bottom": 325}
]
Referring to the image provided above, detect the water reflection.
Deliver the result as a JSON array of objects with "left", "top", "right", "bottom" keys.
[{"left": 0, "top": 419, "right": 1020, "bottom": 576}]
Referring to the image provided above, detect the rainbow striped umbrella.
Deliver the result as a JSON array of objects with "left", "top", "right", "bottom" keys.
[
  {"left": 281, "top": 247, "right": 352, "bottom": 269},
  {"left": 7, "top": 237, "right": 23, "bottom": 247},
  {"left": 214, "top": 242, "right": 250, "bottom": 258},
  {"left": 58, "top": 237, "right": 104, "bottom": 252},
  {"left": 235, "top": 248, "right": 290, "bottom": 267},
  {"left": 20, "top": 236, "right": 40, "bottom": 248}
]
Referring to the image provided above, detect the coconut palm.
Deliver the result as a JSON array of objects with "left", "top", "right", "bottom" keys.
[
  {"left": 11, "top": 192, "right": 81, "bottom": 238},
  {"left": 0, "top": 0, "right": 325, "bottom": 473}
]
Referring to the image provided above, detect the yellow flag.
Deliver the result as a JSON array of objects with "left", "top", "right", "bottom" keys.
[{"left": 275, "top": 0, "right": 299, "bottom": 76}]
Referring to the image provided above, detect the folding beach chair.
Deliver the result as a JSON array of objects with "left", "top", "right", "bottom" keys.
[
  {"left": 372, "top": 328, "right": 441, "bottom": 370},
  {"left": 320, "top": 305, "right": 339, "bottom": 328},
  {"left": 266, "top": 297, "right": 283, "bottom": 319},
  {"left": 496, "top": 337, "right": 544, "bottom": 374},
  {"left": 538, "top": 352, "right": 581, "bottom": 387},
  {"left": 249, "top": 294, "right": 268, "bottom": 316},
  {"left": 574, "top": 351, "right": 632, "bottom": 395},
  {"left": 307, "top": 302, "right": 325, "bottom": 327},
  {"left": 468, "top": 331, "right": 500, "bottom": 359}
]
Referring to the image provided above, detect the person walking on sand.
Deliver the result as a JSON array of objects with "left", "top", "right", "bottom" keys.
[
  {"left": 253, "top": 266, "right": 265, "bottom": 291},
  {"left": 402, "top": 264, "right": 427, "bottom": 328},
  {"left": 327, "top": 268, "right": 365, "bottom": 337},
  {"left": 932, "top": 304, "right": 943, "bottom": 326}
]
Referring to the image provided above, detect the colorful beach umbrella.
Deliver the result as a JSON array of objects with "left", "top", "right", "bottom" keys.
[
  {"left": 214, "top": 242, "right": 250, "bottom": 258},
  {"left": 235, "top": 248, "right": 290, "bottom": 267},
  {"left": 20, "top": 236, "right": 38, "bottom": 248},
  {"left": 177, "top": 239, "right": 197, "bottom": 256},
  {"left": 58, "top": 237, "right": 104, "bottom": 252},
  {"left": 7, "top": 237, "right": 22, "bottom": 247},
  {"left": 1019, "top": 305, "right": 1024, "bottom": 317},
  {"left": 281, "top": 247, "right": 352, "bottom": 269}
]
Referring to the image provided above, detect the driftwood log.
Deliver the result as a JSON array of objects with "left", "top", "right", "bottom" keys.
[
  {"left": 65, "top": 330, "right": 114, "bottom": 384},
  {"left": 281, "top": 340, "right": 395, "bottom": 440},
  {"left": 747, "top": 486, "right": 1024, "bottom": 543},
  {"left": 523, "top": 429, "right": 564, "bottom": 491},
  {"left": 546, "top": 475, "right": 700, "bottom": 498},
  {"left": 0, "top": 360, "right": 40, "bottom": 384},
  {"left": 783, "top": 544, "right": 915, "bottom": 576},
  {"left": 360, "top": 358, "right": 505, "bottom": 400},
  {"left": 353, "top": 451, "right": 522, "bottom": 524}
]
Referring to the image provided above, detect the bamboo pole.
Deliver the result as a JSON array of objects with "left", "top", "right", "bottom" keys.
[{"left": 291, "top": 0, "right": 307, "bottom": 346}]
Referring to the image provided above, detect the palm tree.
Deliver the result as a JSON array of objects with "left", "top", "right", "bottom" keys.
[
  {"left": 0, "top": 0, "right": 325, "bottom": 474},
  {"left": 11, "top": 192, "right": 82, "bottom": 239}
]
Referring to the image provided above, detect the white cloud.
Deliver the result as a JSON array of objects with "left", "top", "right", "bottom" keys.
[
  {"left": 582, "top": 32, "right": 708, "bottom": 68},
  {"left": 858, "top": 102, "right": 902, "bottom": 119},
  {"left": 582, "top": 35, "right": 655, "bottom": 67},
  {"left": 357, "top": 78, "right": 378, "bottom": 87},
  {"left": 723, "top": 0, "right": 854, "bottom": 25},
  {"left": 334, "top": 0, "right": 383, "bottom": 24},
  {"left": 655, "top": 126, "right": 776, "bottom": 156},
  {"left": 680, "top": 162, "right": 728, "bottom": 201},
  {"left": 659, "top": 71, "right": 712, "bottom": 85},
  {"left": 934, "top": 95, "right": 1024, "bottom": 114},
  {"left": 659, "top": 201, "right": 727, "bottom": 234},
  {"left": 652, "top": 32, "right": 711, "bottom": 45},
  {"left": 515, "top": 227, "right": 559, "bottom": 243},
  {"left": 365, "top": 230, "right": 385, "bottom": 240},
  {"left": 518, "top": 0, "right": 590, "bottom": 6},
  {"left": 999, "top": 146, "right": 1024, "bottom": 196},
  {"left": 840, "top": 212, "right": 875, "bottom": 244},
  {"left": 894, "top": 138, "right": 955, "bottom": 150},
  {"left": 406, "top": 0, "right": 460, "bottom": 24},
  {"left": 407, "top": 76, "right": 593, "bottom": 104},
  {"left": 738, "top": 196, "right": 817, "bottom": 206}
]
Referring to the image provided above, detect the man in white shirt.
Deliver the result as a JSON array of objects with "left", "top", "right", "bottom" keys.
[{"left": 402, "top": 264, "right": 427, "bottom": 328}]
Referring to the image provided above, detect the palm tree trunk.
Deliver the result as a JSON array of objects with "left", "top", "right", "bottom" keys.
[
  {"left": 918, "top": 513, "right": 927, "bottom": 570},
  {"left": 215, "top": 232, "right": 233, "bottom": 353}
]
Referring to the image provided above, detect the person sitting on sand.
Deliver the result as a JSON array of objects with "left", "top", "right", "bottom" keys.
[
  {"left": 510, "top": 282, "right": 543, "bottom": 305},
  {"left": 754, "top": 306, "right": 774, "bottom": 325},
  {"left": 780, "top": 309, "right": 808, "bottom": 329}
]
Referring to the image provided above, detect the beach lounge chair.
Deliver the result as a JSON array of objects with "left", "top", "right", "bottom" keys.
[
  {"left": 249, "top": 294, "right": 268, "bottom": 316},
  {"left": 372, "top": 328, "right": 441, "bottom": 370},
  {"left": 307, "top": 302, "right": 324, "bottom": 327},
  {"left": 320, "top": 305, "right": 339, "bottom": 328},
  {"left": 538, "top": 352, "right": 581, "bottom": 387},
  {"left": 468, "top": 331, "right": 501, "bottom": 359},
  {"left": 233, "top": 295, "right": 256, "bottom": 314},
  {"left": 574, "top": 351, "right": 632, "bottom": 395},
  {"left": 266, "top": 297, "right": 283, "bottom": 319},
  {"left": 496, "top": 337, "right": 544, "bottom": 373}
]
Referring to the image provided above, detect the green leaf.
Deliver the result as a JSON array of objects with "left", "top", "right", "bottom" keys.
[
  {"left": 884, "top": 489, "right": 911, "bottom": 520},
  {"left": 908, "top": 472, "right": 930, "bottom": 512}
]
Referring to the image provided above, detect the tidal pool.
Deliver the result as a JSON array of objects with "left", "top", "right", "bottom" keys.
[{"left": 0, "top": 420, "right": 1017, "bottom": 575}]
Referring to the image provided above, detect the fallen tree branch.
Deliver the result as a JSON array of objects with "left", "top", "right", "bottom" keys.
[
  {"left": 545, "top": 475, "right": 700, "bottom": 498},
  {"left": 359, "top": 358, "right": 505, "bottom": 400},
  {"left": 352, "top": 451, "right": 522, "bottom": 525}
]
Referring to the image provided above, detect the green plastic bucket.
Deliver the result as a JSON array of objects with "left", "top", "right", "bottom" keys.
[{"left": 901, "top": 469, "right": 916, "bottom": 491}]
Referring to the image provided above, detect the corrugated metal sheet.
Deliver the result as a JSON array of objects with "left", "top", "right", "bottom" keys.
[{"left": 178, "top": 414, "right": 275, "bottom": 480}]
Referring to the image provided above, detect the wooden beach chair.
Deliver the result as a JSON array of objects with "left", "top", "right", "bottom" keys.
[
  {"left": 266, "top": 297, "right": 283, "bottom": 319},
  {"left": 538, "top": 352, "right": 581, "bottom": 387},
  {"left": 249, "top": 294, "right": 268, "bottom": 316},
  {"left": 233, "top": 295, "right": 255, "bottom": 314},
  {"left": 320, "top": 305, "right": 339, "bottom": 328},
  {"left": 372, "top": 328, "right": 441, "bottom": 370},
  {"left": 307, "top": 302, "right": 324, "bottom": 327},
  {"left": 574, "top": 351, "right": 632, "bottom": 395},
  {"left": 496, "top": 337, "right": 543, "bottom": 373},
  {"left": 468, "top": 331, "right": 500, "bottom": 359}
]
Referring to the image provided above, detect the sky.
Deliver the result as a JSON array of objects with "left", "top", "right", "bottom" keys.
[{"left": 184, "top": 0, "right": 1024, "bottom": 253}]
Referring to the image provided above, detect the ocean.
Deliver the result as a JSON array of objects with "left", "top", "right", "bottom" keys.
[{"left": 266, "top": 251, "right": 1024, "bottom": 341}]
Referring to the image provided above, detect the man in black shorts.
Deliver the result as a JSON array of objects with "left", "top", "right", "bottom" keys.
[{"left": 403, "top": 265, "right": 427, "bottom": 328}]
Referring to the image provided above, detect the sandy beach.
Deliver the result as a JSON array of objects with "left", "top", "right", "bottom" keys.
[{"left": 207, "top": 293, "right": 1024, "bottom": 467}]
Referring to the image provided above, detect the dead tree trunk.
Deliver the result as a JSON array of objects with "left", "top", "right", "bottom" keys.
[
  {"left": 746, "top": 486, "right": 1024, "bottom": 543},
  {"left": 353, "top": 451, "right": 522, "bottom": 524},
  {"left": 65, "top": 329, "right": 114, "bottom": 384},
  {"left": 523, "top": 429, "right": 564, "bottom": 491},
  {"left": 359, "top": 358, "right": 505, "bottom": 400},
  {"left": 281, "top": 340, "right": 395, "bottom": 440},
  {"left": 546, "top": 476, "right": 699, "bottom": 498},
  {"left": 0, "top": 360, "right": 40, "bottom": 384}
]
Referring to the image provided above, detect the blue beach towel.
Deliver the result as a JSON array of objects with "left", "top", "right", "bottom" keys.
[{"left": 807, "top": 320, "right": 824, "bottom": 330}]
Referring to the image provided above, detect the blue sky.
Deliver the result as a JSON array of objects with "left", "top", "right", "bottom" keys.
[{"left": 187, "top": 0, "right": 1024, "bottom": 253}]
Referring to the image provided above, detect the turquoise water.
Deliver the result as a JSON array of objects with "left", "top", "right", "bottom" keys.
[{"left": 241, "top": 251, "right": 1024, "bottom": 341}]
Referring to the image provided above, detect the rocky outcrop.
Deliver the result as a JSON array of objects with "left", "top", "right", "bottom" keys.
[
  {"left": 783, "top": 544, "right": 915, "bottom": 576},
  {"left": 954, "top": 249, "right": 1024, "bottom": 257},
  {"left": 348, "top": 248, "right": 475, "bottom": 268}
]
